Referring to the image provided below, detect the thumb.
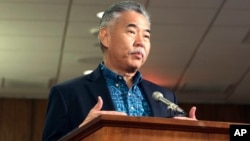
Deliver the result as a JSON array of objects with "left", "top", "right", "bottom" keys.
[
  {"left": 91, "top": 96, "right": 103, "bottom": 112},
  {"left": 189, "top": 106, "right": 197, "bottom": 119}
]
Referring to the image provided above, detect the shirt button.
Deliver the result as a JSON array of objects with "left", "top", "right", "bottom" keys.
[
  {"left": 131, "top": 107, "right": 134, "bottom": 110},
  {"left": 115, "top": 83, "right": 119, "bottom": 87},
  {"left": 118, "top": 76, "right": 122, "bottom": 80},
  {"left": 128, "top": 93, "right": 131, "bottom": 96}
]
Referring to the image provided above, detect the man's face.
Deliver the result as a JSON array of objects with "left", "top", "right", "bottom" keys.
[{"left": 102, "top": 11, "right": 151, "bottom": 73}]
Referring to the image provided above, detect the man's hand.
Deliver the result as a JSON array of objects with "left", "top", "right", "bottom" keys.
[
  {"left": 173, "top": 106, "right": 197, "bottom": 121},
  {"left": 79, "top": 96, "right": 127, "bottom": 127}
]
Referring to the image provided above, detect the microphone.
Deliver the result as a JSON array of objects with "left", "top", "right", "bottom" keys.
[{"left": 152, "top": 91, "right": 186, "bottom": 116}]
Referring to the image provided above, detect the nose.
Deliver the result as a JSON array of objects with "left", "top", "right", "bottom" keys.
[{"left": 134, "top": 33, "right": 144, "bottom": 47}]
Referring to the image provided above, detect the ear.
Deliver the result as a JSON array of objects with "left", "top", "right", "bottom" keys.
[{"left": 98, "top": 27, "right": 110, "bottom": 48}]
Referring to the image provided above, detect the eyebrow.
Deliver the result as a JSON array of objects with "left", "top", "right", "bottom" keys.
[{"left": 127, "top": 23, "right": 151, "bottom": 33}]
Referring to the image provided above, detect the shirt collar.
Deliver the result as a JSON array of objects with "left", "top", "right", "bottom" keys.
[{"left": 99, "top": 63, "right": 142, "bottom": 85}]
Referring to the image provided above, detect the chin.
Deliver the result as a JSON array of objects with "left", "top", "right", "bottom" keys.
[
  {"left": 126, "top": 59, "right": 144, "bottom": 70},
  {"left": 128, "top": 64, "right": 142, "bottom": 71}
]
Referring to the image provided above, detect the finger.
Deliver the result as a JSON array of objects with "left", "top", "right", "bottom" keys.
[
  {"left": 189, "top": 106, "right": 197, "bottom": 119},
  {"left": 91, "top": 96, "right": 103, "bottom": 111},
  {"left": 100, "top": 111, "right": 127, "bottom": 116},
  {"left": 173, "top": 116, "right": 197, "bottom": 121}
]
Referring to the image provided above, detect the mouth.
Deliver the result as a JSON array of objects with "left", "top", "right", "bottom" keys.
[
  {"left": 129, "top": 48, "right": 145, "bottom": 59},
  {"left": 131, "top": 52, "right": 143, "bottom": 59}
]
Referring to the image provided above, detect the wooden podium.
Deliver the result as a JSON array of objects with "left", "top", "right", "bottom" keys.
[{"left": 59, "top": 115, "right": 230, "bottom": 141}]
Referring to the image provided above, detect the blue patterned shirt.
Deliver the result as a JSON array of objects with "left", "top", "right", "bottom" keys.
[{"left": 99, "top": 63, "right": 152, "bottom": 116}]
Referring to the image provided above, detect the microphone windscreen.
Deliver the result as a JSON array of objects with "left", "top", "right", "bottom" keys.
[{"left": 152, "top": 91, "right": 163, "bottom": 101}]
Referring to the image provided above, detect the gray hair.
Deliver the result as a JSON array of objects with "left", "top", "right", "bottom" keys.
[
  {"left": 100, "top": 1, "right": 150, "bottom": 28},
  {"left": 99, "top": 1, "right": 150, "bottom": 52}
]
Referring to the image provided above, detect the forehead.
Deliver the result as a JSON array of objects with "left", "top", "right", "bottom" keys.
[{"left": 114, "top": 11, "right": 150, "bottom": 29}]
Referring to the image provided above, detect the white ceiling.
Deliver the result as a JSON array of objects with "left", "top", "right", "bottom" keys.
[{"left": 0, "top": 0, "right": 250, "bottom": 104}]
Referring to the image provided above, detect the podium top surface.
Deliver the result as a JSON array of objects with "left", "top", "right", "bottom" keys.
[{"left": 59, "top": 115, "right": 235, "bottom": 141}]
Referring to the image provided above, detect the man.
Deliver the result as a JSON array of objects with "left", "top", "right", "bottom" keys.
[{"left": 42, "top": 1, "right": 197, "bottom": 141}]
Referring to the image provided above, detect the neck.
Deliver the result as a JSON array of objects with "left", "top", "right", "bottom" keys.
[{"left": 123, "top": 73, "right": 134, "bottom": 88}]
